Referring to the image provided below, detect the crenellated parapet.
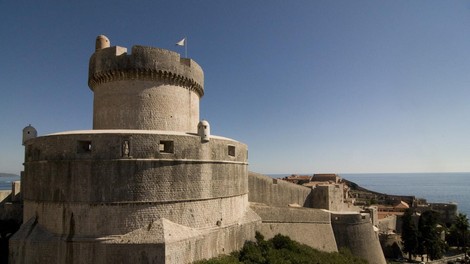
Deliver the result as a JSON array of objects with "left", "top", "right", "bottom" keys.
[
  {"left": 88, "top": 36, "right": 205, "bottom": 132},
  {"left": 88, "top": 45, "right": 204, "bottom": 97}
]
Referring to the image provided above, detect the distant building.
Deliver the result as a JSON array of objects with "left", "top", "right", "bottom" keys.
[
  {"left": 282, "top": 174, "right": 312, "bottom": 184},
  {"left": 377, "top": 201, "right": 410, "bottom": 220},
  {"left": 311, "top": 173, "right": 340, "bottom": 183}
]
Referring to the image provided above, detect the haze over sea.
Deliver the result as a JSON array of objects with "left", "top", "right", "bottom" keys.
[{"left": 269, "top": 172, "right": 470, "bottom": 217}]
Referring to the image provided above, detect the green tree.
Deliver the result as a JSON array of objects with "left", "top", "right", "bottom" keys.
[
  {"left": 401, "top": 208, "right": 418, "bottom": 261},
  {"left": 454, "top": 213, "right": 469, "bottom": 252},
  {"left": 418, "top": 210, "right": 445, "bottom": 261}
]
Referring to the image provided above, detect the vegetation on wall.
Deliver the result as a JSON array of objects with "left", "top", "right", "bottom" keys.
[{"left": 195, "top": 232, "right": 368, "bottom": 264}]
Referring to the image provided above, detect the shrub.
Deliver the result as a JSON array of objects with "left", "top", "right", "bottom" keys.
[{"left": 196, "top": 233, "right": 368, "bottom": 264}]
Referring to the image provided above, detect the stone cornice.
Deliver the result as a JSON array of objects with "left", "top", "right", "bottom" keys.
[{"left": 88, "top": 68, "right": 204, "bottom": 97}]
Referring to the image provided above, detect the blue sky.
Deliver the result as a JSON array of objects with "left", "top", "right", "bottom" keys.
[{"left": 1, "top": 1, "right": 470, "bottom": 174}]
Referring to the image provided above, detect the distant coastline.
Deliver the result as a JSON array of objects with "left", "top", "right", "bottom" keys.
[
  {"left": 268, "top": 172, "right": 470, "bottom": 178},
  {"left": 0, "top": 173, "right": 20, "bottom": 190},
  {"left": 0, "top": 173, "right": 20, "bottom": 178},
  {"left": 270, "top": 172, "right": 470, "bottom": 217}
]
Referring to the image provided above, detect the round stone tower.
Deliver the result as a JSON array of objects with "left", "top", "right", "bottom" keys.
[
  {"left": 88, "top": 36, "right": 204, "bottom": 132},
  {"left": 11, "top": 36, "right": 260, "bottom": 264}
]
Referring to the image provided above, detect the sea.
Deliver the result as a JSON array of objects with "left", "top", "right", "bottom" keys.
[
  {"left": 270, "top": 172, "right": 470, "bottom": 217},
  {"left": 1, "top": 172, "right": 469, "bottom": 216},
  {"left": 0, "top": 174, "right": 20, "bottom": 190}
]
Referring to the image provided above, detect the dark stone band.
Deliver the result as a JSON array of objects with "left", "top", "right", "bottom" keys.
[{"left": 88, "top": 68, "right": 204, "bottom": 97}]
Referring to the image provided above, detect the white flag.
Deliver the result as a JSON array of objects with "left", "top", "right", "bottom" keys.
[{"left": 176, "top": 38, "right": 186, "bottom": 46}]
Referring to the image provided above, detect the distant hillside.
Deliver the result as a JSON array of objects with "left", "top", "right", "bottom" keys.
[{"left": 0, "top": 173, "right": 20, "bottom": 178}]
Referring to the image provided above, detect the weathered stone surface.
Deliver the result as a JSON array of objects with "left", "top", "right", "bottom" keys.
[
  {"left": 248, "top": 171, "right": 313, "bottom": 207},
  {"left": 331, "top": 213, "right": 387, "bottom": 264},
  {"left": 10, "top": 210, "right": 260, "bottom": 264},
  {"left": 22, "top": 132, "right": 248, "bottom": 204},
  {"left": 251, "top": 203, "right": 338, "bottom": 252},
  {"left": 311, "top": 184, "right": 345, "bottom": 211},
  {"left": 248, "top": 172, "right": 386, "bottom": 264},
  {"left": 88, "top": 44, "right": 203, "bottom": 132}
]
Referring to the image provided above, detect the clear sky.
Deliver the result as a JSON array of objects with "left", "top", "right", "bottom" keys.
[{"left": 1, "top": 1, "right": 470, "bottom": 175}]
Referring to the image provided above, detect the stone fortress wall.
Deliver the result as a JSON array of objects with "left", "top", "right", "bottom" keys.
[
  {"left": 311, "top": 184, "right": 345, "bottom": 211},
  {"left": 331, "top": 213, "right": 386, "bottom": 263},
  {"left": 22, "top": 131, "right": 250, "bottom": 235},
  {"left": 9, "top": 35, "right": 386, "bottom": 264},
  {"left": 0, "top": 182, "right": 22, "bottom": 222},
  {"left": 248, "top": 172, "right": 386, "bottom": 264},
  {"left": 248, "top": 171, "right": 313, "bottom": 207},
  {"left": 250, "top": 202, "right": 338, "bottom": 252}
]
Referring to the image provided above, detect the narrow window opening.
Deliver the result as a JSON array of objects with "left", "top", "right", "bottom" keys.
[
  {"left": 77, "top": 141, "right": 92, "bottom": 153},
  {"left": 228, "top": 145, "right": 235, "bottom": 157},
  {"left": 159, "top": 141, "right": 174, "bottom": 154}
]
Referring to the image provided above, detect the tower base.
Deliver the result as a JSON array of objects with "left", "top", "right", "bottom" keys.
[{"left": 10, "top": 209, "right": 261, "bottom": 264}]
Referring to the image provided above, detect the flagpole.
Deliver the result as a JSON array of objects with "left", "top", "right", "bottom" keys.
[{"left": 176, "top": 37, "right": 187, "bottom": 58}]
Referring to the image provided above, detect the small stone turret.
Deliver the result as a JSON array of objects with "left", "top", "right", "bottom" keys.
[
  {"left": 95, "top": 35, "right": 110, "bottom": 51},
  {"left": 198, "top": 120, "right": 210, "bottom": 142},
  {"left": 88, "top": 35, "right": 204, "bottom": 132},
  {"left": 22, "top": 125, "right": 37, "bottom": 145}
]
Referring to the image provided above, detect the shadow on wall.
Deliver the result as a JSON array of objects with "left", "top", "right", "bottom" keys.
[
  {"left": 303, "top": 191, "right": 314, "bottom": 208},
  {"left": 0, "top": 219, "right": 20, "bottom": 264}
]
